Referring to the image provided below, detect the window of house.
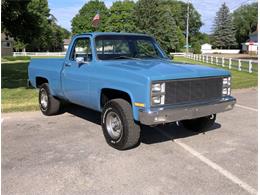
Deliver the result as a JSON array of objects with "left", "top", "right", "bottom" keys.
[{"left": 2, "top": 41, "right": 11, "bottom": 48}]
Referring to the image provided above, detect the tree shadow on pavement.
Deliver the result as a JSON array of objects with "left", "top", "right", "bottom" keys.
[
  {"left": 140, "top": 123, "right": 221, "bottom": 145},
  {"left": 62, "top": 103, "right": 221, "bottom": 146}
]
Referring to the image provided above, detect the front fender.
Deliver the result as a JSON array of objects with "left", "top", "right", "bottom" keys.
[{"left": 98, "top": 85, "right": 147, "bottom": 121}]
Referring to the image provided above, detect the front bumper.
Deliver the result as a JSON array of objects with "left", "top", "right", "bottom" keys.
[{"left": 139, "top": 96, "right": 236, "bottom": 125}]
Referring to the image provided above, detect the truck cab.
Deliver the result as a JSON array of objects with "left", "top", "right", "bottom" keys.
[{"left": 28, "top": 32, "right": 236, "bottom": 150}]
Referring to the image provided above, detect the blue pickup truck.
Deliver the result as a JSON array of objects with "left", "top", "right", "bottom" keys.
[{"left": 28, "top": 32, "right": 236, "bottom": 150}]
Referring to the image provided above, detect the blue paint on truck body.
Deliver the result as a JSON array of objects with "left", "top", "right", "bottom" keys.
[{"left": 28, "top": 32, "right": 230, "bottom": 120}]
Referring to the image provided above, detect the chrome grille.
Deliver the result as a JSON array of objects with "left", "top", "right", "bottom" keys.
[{"left": 165, "top": 77, "right": 223, "bottom": 105}]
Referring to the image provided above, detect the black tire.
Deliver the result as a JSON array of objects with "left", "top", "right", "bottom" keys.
[
  {"left": 181, "top": 114, "right": 216, "bottom": 132},
  {"left": 39, "top": 83, "right": 61, "bottom": 116},
  {"left": 101, "top": 99, "right": 140, "bottom": 150}
]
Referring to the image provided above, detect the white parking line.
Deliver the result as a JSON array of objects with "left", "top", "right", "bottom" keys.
[
  {"left": 154, "top": 127, "right": 257, "bottom": 195},
  {"left": 236, "top": 104, "right": 258, "bottom": 112}
]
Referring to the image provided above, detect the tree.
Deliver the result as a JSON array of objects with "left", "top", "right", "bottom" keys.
[
  {"left": 105, "top": 1, "right": 136, "bottom": 32},
  {"left": 212, "top": 3, "right": 237, "bottom": 49},
  {"left": 133, "top": 0, "right": 179, "bottom": 53},
  {"left": 2, "top": 0, "right": 50, "bottom": 47},
  {"left": 190, "top": 32, "right": 210, "bottom": 54},
  {"left": 71, "top": 0, "right": 108, "bottom": 34},
  {"left": 233, "top": 2, "right": 258, "bottom": 46},
  {"left": 2, "top": 0, "right": 70, "bottom": 52},
  {"left": 164, "top": 0, "right": 202, "bottom": 36}
]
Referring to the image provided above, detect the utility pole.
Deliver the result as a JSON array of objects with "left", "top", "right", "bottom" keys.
[{"left": 185, "top": 0, "right": 190, "bottom": 54}]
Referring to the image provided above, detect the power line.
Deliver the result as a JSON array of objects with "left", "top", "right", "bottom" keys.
[{"left": 230, "top": 0, "right": 256, "bottom": 11}]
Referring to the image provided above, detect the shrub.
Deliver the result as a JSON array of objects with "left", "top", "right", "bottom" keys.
[{"left": 2, "top": 56, "right": 31, "bottom": 61}]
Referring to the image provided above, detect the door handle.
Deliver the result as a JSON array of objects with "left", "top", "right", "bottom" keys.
[{"left": 65, "top": 62, "right": 72, "bottom": 67}]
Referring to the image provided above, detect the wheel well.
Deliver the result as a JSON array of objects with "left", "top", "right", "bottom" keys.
[
  {"left": 36, "top": 77, "right": 48, "bottom": 88},
  {"left": 101, "top": 88, "right": 132, "bottom": 108}
]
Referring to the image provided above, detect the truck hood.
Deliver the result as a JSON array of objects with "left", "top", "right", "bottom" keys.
[{"left": 100, "top": 59, "right": 230, "bottom": 81}]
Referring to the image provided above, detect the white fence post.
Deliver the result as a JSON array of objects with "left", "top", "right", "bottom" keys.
[
  {"left": 249, "top": 60, "right": 252, "bottom": 73},
  {"left": 238, "top": 59, "right": 241, "bottom": 71},
  {"left": 211, "top": 56, "right": 213, "bottom": 64},
  {"left": 215, "top": 57, "right": 218, "bottom": 65},
  {"left": 229, "top": 58, "right": 232, "bottom": 69},
  {"left": 222, "top": 57, "right": 225, "bottom": 67}
]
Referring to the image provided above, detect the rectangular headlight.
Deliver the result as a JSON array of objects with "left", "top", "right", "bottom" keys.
[
  {"left": 222, "top": 77, "right": 231, "bottom": 96},
  {"left": 151, "top": 82, "right": 166, "bottom": 106},
  {"left": 223, "top": 77, "right": 231, "bottom": 86},
  {"left": 152, "top": 95, "right": 165, "bottom": 105},
  {"left": 152, "top": 83, "right": 165, "bottom": 93}
]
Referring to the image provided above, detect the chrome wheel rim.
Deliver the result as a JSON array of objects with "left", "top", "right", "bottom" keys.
[
  {"left": 106, "top": 111, "right": 122, "bottom": 139},
  {"left": 40, "top": 89, "right": 48, "bottom": 110}
]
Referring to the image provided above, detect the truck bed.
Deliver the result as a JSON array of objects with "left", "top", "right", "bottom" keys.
[{"left": 28, "top": 58, "right": 65, "bottom": 97}]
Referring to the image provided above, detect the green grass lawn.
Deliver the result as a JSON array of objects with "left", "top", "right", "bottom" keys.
[
  {"left": 2, "top": 62, "right": 38, "bottom": 112},
  {"left": 174, "top": 56, "right": 258, "bottom": 89}
]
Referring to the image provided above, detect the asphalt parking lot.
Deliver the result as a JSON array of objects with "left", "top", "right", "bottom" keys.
[{"left": 2, "top": 88, "right": 257, "bottom": 195}]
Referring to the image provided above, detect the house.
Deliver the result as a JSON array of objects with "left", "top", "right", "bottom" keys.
[
  {"left": 242, "top": 30, "right": 258, "bottom": 54},
  {"left": 201, "top": 43, "right": 212, "bottom": 53},
  {"left": 1, "top": 33, "right": 14, "bottom": 56},
  {"left": 63, "top": 39, "right": 71, "bottom": 51}
]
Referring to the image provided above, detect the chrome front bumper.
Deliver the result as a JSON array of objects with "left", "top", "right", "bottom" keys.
[{"left": 139, "top": 96, "right": 236, "bottom": 125}]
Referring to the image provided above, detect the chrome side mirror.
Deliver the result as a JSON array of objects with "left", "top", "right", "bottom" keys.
[{"left": 76, "top": 57, "right": 85, "bottom": 65}]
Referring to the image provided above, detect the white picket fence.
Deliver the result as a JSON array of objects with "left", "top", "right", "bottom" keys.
[
  {"left": 13, "top": 52, "right": 66, "bottom": 57},
  {"left": 185, "top": 53, "right": 258, "bottom": 73}
]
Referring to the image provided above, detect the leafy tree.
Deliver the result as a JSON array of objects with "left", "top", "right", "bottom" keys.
[
  {"left": 13, "top": 40, "right": 27, "bottom": 52},
  {"left": 189, "top": 32, "right": 210, "bottom": 53},
  {"left": 233, "top": 2, "right": 258, "bottom": 46},
  {"left": 2, "top": 0, "right": 50, "bottom": 46},
  {"left": 164, "top": 0, "right": 202, "bottom": 36},
  {"left": 133, "top": 0, "right": 179, "bottom": 53},
  {"left": 212, "top": 3, "right": 237, "bottom": 49},
  {"left": 105, "top": 1, "right": 136, "bottom": 32},
  {"left": 71, "top": 0, "right": 108, "bottom": 34},
  {"left": 159, "top": 0, "right": 202, "bottom": 51},
  {"left": 2, "top": 0, "right": 70, "bottom": 51}
]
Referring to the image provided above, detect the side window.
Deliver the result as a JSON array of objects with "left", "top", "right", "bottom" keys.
[
  {"left": 136, "top": 40, "right": 157, "bottom": 57},
  {"left": 71, "top": 38, "right": 92, "bottom": 61}
]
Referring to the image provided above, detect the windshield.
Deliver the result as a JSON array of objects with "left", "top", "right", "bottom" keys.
[{"left": 95, "top": 35, "right": 167, "bottom": 60}]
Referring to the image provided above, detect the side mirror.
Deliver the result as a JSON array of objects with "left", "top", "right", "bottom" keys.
[{"left": 76, "top": 57, "right": 85, "bottom": 65}]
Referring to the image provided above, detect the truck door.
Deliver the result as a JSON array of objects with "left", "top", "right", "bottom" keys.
[{"left": 61, "top": 36, "right": 93, "bottom": 107}]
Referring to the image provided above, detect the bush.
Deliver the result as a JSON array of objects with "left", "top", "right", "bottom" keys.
[
  {"left": 192, "top": 42, "right": 201, "bottom": 54},
  {"left": 2, "top": 56, "right": 31, "bottom": 61}
]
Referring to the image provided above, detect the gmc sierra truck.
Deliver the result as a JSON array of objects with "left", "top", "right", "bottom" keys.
[{"left": 28, "top": 32, "right": 236, "bottom": 150}]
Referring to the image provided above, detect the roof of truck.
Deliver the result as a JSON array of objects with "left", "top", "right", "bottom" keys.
[{"left": 75, "top": 32, "right": 151, "bottom": 37}]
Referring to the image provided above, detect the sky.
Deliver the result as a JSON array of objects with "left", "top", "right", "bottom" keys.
[{"left": 48, "top": 0, "right": 256, "bottom": 34}]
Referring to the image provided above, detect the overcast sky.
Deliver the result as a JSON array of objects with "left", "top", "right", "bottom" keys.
[{"left": 48, "top": 0, "right": 256, "bottom": 34}]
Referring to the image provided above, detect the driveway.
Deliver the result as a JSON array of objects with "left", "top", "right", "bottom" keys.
[{"left": 2, "top": 88, "right": 257, "bottom": 195}]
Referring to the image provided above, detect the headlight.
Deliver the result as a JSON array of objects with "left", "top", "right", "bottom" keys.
[
  {"left": 223, "top": 77, "right": 231, "bottom": 86},
  {"left": 151, "top": 82, "right": 165, "bottom": 105},
  {"left": 222, "top": 77, "right": 231, "bottom": 96},
  {"left": 151, "top": 83, "right": 165, "bottom": 93}
]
